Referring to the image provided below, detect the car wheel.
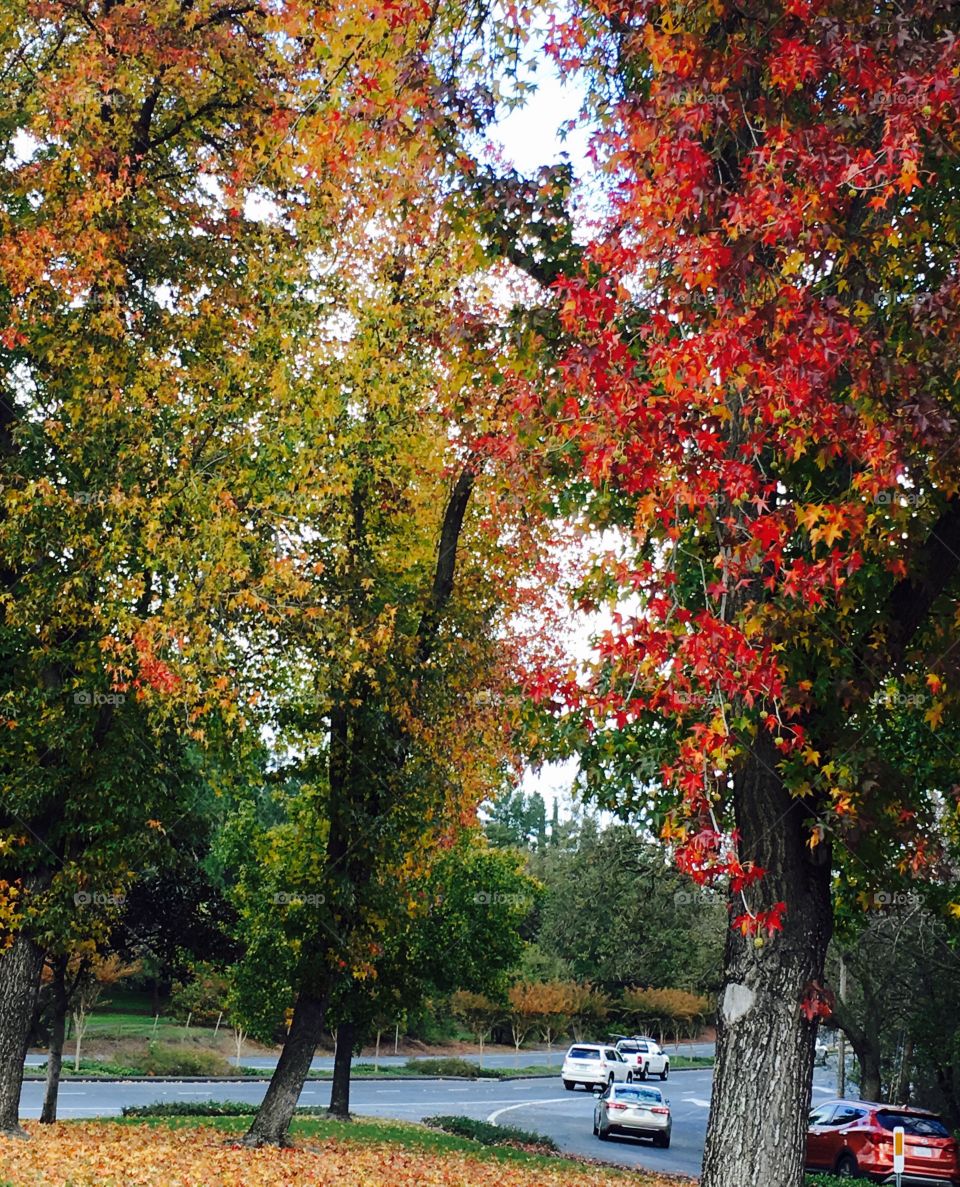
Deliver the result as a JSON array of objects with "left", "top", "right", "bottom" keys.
[
  {"left": 626, "top": 1071, "right": 634, "bottom": 1083},
  {"left": 834, "top": 1152, "right": 860, "bottom": 1178},
  {"left": 563, "top": 1080, "right": 575, "bottom": 1091},
  {"left": 660, "top": 1066, "right": 669, "bottom": 1080},
  {"left": 598, "top": 1125, "right": 610, "bottom": 1141},
  {"left": 654, "top": 1133, "right": 671, "bottom": 1149},
  {"left": 608, "top": 1073, "right": 615, "bottom": 1086},
  {"left": 638, "top": 1065, "right": 647, "bottom": 1081},
  {"left": 592, "top": 1115, "right": 599, "bottom": 1136}
]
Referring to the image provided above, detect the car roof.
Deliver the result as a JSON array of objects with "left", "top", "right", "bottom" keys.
[
  {"left": 568, "top": 1043, "right": 604, "bottom": 1051},
  {"left": 816, "top": 1099, "right": 941, "bottom": 1118}
]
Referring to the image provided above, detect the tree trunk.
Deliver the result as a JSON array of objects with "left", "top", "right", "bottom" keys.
[
  {"left": 40, "top": 957, "right": 69, "bottom": 1124},
  {"left": 700, "top": 734, "right": 833, "bottom": 1187},
  {"left": 0, "top": 931, "right": 45, "bottom": 1137},
  {"left": 830, "top": 1000, "right": 882, "bottom": 1102},
  {"left": 243, "top": 990, "right": 326, "bottom": 1147},
  {"left": 328, "top": 1019, "right": 356, "bottom": 1119}
]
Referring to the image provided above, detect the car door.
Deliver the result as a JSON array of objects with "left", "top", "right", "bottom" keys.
[
  {"left": 806, "top": 1104, "right": 838, "bottom": 1168},
  {"left": 604, "top": 1048, "right": 627, "bottom": 1082},
  {"left": 647, "top": 1042, "right": 667, "bottom": 1075}
]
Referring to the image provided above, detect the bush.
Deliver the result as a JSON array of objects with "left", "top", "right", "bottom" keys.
[
  {"left": 404, "top": 1057, "right": 499, "bottom": 1079},
  {"left": 168, "top": 963, "right": 230, "bottom": 1028},
  {"left": 122, "top": 1101, "right": 324, "bottom": 1118},
  {"left": 122, "top": 1101, "right": 254, "bottom": 1118},
  {"left": 140, "top": 1042, "right": 232, "bottom": 1077},
  {"left": 422, "top": 1115, "right": 559, "bottom": 1152}
]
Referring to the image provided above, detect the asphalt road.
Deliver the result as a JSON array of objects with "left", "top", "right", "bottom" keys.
[{"left": 18, "top": 1060, "right": 847, "bottom": 1179}]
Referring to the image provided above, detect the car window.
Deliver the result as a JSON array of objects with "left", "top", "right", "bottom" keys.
[
  {"left": 616, "top": 1087, "right": 664, "bottom": 1104},
  {"left": 617, "top": 1043, "right": 640, "bottom": 1053},
  {"left": 568, "top": 1046, "right": 600, "bottom": 1060},
  {"left": 826, "top": 1106, "right": 866, "bottom": 1127},
  {"left": 877, "top": 1112, "right": 951, "bottom": 1138},
  {"left": 604, "top": 1049, "right": 619, "bottom": 1060},
  {"left": 808, "top": 1105, "right": 836, "bottom": 1126},
  {"left": 636, "top": 1042, "right": 649, "bottom": 1052}
]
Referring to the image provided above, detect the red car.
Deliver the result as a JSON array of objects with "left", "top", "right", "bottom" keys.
[{"left": 806, "top": 1098, "right": 960, "bottom": 1184}]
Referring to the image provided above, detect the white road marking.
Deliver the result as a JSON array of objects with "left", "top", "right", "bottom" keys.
[
  {"left": 486, "top": 1098, "right": 572, "bottom": 1125},
  {"left": 811, "top": 1086, "right": 834, "bottom": 1095},
  {"left": 177, "top": 1091, "right": 215, "bottom": 1096},
  {"left": 682, "top": 1097, "right": 711, "bottom": 1107}
]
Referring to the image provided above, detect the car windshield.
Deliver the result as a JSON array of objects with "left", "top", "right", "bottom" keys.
[
  {"left": 618, "top": 1043, "right": 640, "bottom": 1053},
  {"left": 568, "top": 1047, "right": 601, "bottom": 1060},
  {"left": 615, "top": 1088, "right": 664, "bottom": 1104},
  {"left": 877, "top": 1112, "right": 951, "bottom": 1138}
]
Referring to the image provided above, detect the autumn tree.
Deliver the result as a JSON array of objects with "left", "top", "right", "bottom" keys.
[
  {"left": 506, "top": 1, "right": 960, "bottom": 1183},
  {"left": 1, "top": 0, "right": 512, "bottom": 1139}
]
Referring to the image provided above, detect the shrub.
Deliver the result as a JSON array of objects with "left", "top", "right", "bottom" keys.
[
  {"left": 140, "top": 1042, "right": 232, "bottom": 1077},
  {"left": 422, "top": 1115, "right": 559, "bottom": 1151},
  {"left": 168, "top": 963, "right": 230, "bottom": 1028},
  {"left": 404, "top": 1057, "right": 498, "bottom": 1079},
  {"left": 122, "top": 1101, "right": 324, "bottom": 1118}
]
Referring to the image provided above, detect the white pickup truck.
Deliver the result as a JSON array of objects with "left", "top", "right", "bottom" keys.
[{"left": 615, "top": 1037, "right": 670, "bottom": 1080}]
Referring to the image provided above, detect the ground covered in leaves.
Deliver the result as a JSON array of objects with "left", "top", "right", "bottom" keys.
[{"left": 0, "top": 1121, "right": 687, "bottom": 1186}]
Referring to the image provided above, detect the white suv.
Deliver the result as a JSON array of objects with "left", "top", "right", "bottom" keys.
[
  {"left": 562, "top": 1043, "right": 631, "bottom": 1091},
  {"left": 615, "top": 1037, "right": 670, "bottom": 1080}
]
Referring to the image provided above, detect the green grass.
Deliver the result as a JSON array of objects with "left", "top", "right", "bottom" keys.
[
  {"left": 422, "top": 1115, "right": 560, "bottom": 1152},
  {"left": 102, "top": 1112, "right": 636, "bottom": 1175},
  {"left": 668, "top": 1055, "right": 713, "bottom": 1069}
]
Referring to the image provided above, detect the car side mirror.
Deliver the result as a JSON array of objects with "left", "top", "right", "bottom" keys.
[{"left": 593, "top": 1089, "right": 603, "bottom": 1097}]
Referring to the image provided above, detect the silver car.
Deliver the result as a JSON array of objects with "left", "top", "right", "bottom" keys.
[{"left": 593, "top": 1082, "right": 672, "bottom": 1147}]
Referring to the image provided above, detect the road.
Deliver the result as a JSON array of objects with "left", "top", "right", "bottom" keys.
[{"left": 19, "top": 1059, "right": 847, "bottom": 1179}]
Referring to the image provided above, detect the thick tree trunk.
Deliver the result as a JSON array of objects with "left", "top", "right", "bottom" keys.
[
  {"left": 700, "top": 734, "right": 833, "bottom": 1187},
  {"left": 243, "top": 990, "right": 326, "bottom": 1147},
  {"left": 40, "top": 958, "right": 69, "bottom": 1124},
  {"left": 0, "top": 931, "right": 45, "bottom": 1137},
  {"left": 328, "top": 1019, "right": 356, "bottom": 1119}
]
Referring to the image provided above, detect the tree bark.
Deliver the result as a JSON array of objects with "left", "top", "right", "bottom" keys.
[
  {"left": 328, "top": 1019, "right": 356, "bottom": 1119},
  {"left": 40, "top": 957, "right": 69, "bottom": 1124},
  {"left": 242, "top": 990, "right": 327, "bottom": 1147},
  {"left": 700, "top": 733, "right": 833, "bottom": 1187},
  {"left": 0, "top": 930, "right": 45, "bottom": 1137}
]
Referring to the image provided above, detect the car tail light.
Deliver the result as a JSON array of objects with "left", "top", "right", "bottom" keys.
[
  {"left": 608, "top": 1101, "right": 628, "bottom": 1111},
  {"left": 651, "top": 1107, "right": 670, "bottom": 1115}
]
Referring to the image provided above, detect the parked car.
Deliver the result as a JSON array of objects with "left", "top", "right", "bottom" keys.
[
  {"left": 805, "top": 1098, "right": 960, "bottom": 1183},
  {"left": 593, "top": 1082, "right": 672, "bottom": 1147},
  {"left": 562, "top": 1044, "right": 631, "bottom": 1091},
  {"left": 615, "top": 1037, "right": 670, "bottom": 1080}
]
